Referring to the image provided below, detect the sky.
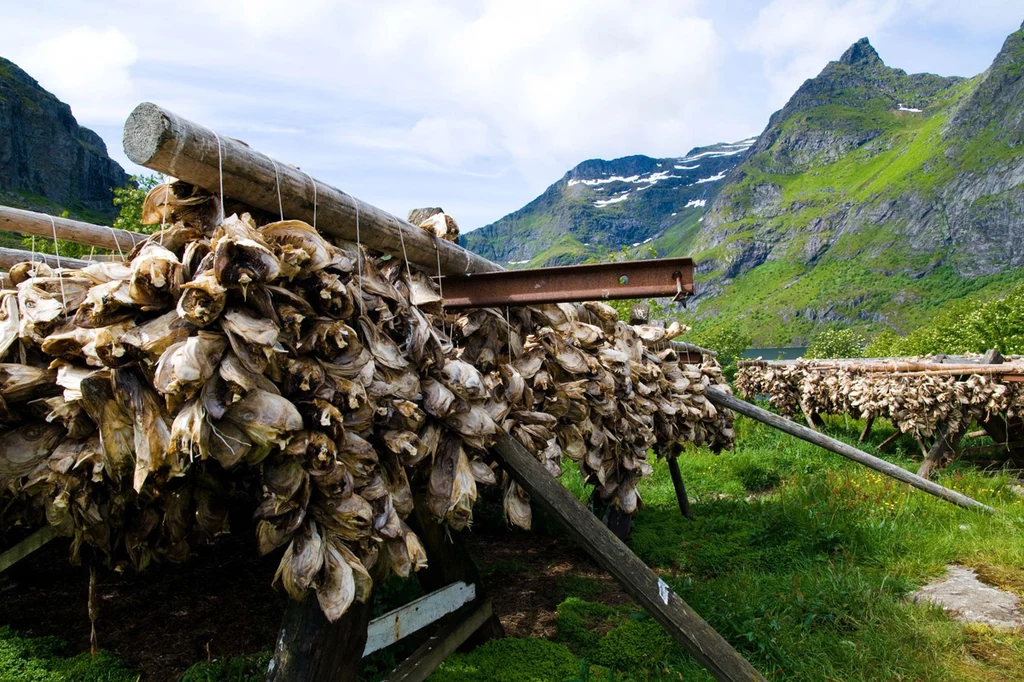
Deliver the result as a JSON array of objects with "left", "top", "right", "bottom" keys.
[{"left": 1, "top": 1, "right": 1020, "bottom": 230}]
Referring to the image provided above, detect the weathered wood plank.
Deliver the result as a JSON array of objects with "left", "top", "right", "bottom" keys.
[
  {"left": 382, "top": 600, "right": 494, "bottom": 682},
  {"left": 0, "top": 526, "right": 57, "bottom": 574},
  {"left": 0, "top": 205, "right": 145, "bottom": 253},
  {"left": 705, "top": 389, "right": 994, "bottom": 513},
  {"left": 491, "top": 431, "right": 767, "bottom": 682},
  {"left": 406, "top": 496, "right": 504, "bottom": 647},
  {"left": 363, "top": 582, "right": 476, "bottom": 657},
  {"left": 123, "top": 103, "right": 500, "bottom": 276}
]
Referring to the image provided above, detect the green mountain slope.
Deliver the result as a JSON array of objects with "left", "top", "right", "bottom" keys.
[{"left": 686, "top": 26, "right": 1024, "bottom": 344}]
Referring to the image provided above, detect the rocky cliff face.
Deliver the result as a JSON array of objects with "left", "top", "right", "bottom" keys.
[
  {"left": 0, "top": 57, "right": 129, "bottom": 222},
  {"left": 463, "top": 140, "right": 754, "bottom": 267}
]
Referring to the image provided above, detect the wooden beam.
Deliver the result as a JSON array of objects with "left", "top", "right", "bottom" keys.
[
  {"left": 667, "top": 455, "right": 694, "bottom": 520},
  {"left": 0, "top": 526, "right": 56, "bottom": 574},
  {"left": 363, "top": 582, "right": 477, "bottom": 657},
  {"left": 491, "top": 431, "right": 767, "bottom": 682},
  {"left": 382, "top": 600, "right": 494, "bottom": 682},
  {"left": 0, "top": 247, "right": 95, "bottom": 271},
  {"left": 0, "top": 205, "right": 145, "bottom": 253},
  {"left": 122, "top": 103, "right": 500, "bottom": 276},
  {"left": 265, "top": 594, "right": 373, "bottom": 682},
  {"left": 705, "top": 389, "right": 994, "bottom": 513}
]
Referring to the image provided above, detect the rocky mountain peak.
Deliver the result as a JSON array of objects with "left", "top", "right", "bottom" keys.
[{"left": 838, "top": 38, "right": 882, "bottom": 67}]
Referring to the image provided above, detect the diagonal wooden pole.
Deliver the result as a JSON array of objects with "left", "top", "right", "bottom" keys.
[
  {"left": 706, "top": 389, "right": 994, "bottom": 513},
  {"left": 491, "top": 431, "right": 767, "bottom": 682}
]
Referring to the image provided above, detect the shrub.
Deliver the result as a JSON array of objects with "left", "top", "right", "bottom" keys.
[
  {"left": 690, "top": 323, "right": 752, "bottom": 375},
  {"left": 805, "top": 328, "right": 865, "bottom": 359}
]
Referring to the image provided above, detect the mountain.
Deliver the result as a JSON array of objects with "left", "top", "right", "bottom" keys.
[
  {"left": 463, "top": 139, "right": 755, "bottom": 267},
  {"left": 466, "top": 22, "right": 1024, "bottom": 346},
  {"left": 690, "top": 26, "right": 1024, "bottom": 344},
  {"left": 0, "top": 57, "right": 129, "bottom": 224}
]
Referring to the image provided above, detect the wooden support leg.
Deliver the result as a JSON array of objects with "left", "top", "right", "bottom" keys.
[
  {"left": 705, "top": 388, "right": 993, "bottom": 513},
  {"left": 406, "top": 499, "right": 504, "bottom": 647},
  {"left": 667, "top": 455, "right": 693, "bottom": 520},
  {"left": 800, "top": 404, "right": 822, "bottom": 432},
  {"left": 0, "top": 526, "right": 56, "bottom": 575},
  {"left": 858, "top": 417, "right": 875, "bottom": 444},
  {"left": 917, "top": 423, "right": 964, "bottom": 479},
  {"left": 266, "top": 593, "right": 373, "bottom": 682},
  {"left": 876, "top": 429, "right": 903, "bottom": 453},
  {"left": 491, "top": 431, "right": 767, "bottom": 682}
]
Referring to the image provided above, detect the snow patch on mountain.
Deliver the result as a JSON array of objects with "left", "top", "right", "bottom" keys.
[
  {"left": 685, "top": 198, "right": 707, "bottom": 208},
  {"left": 594, "top": 193, "right": 630, "bottom": 207}
]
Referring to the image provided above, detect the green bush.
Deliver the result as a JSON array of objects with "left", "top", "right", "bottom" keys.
[
  {"left": 690, "top": 323, "right": 752, "bottom": 374},
  {"left": 805, "top": 328, "right": 865, "bottom": 359},
  {"left": 179, "top": 652, "right": 270, "bottom": 682}
]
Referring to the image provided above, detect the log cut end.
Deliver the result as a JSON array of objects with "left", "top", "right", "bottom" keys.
[{"left": 123, "top": 102, "right": 173, "bottom": 165}]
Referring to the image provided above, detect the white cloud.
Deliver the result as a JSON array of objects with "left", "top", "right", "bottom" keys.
[
  {"left": 14, "top": 26, "right": 139, "bottom": 123},
  {"left": 743, "top": 0, "right": 900, "bottom": 104},
  {"left": 742, "top": 0, "right": 1023, "bottom": 108}
]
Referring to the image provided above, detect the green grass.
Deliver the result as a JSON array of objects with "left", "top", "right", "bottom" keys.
[
  {"left": 0, "top": 627, "right": 137, "bottom": 682},
  {"left": 434, "top": 414, "right": 1024, "bottom": 681}
]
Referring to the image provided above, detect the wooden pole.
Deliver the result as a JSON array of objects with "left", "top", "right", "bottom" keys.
[
  {"left": 382, "top": 600, "right": 494, "bottom": 682},
  {"left": 0, "top": 205, "right": 145, "bottom": 253},
  {"left": 0, "top": 247, "right": 94, "bottom": 271},
  {"left": 667, "top": 455, "right": 694, "bottom": 520},
  {"left": 491, "top": 432, "right": 767, "bottom": 682},
  {"left": 265, "top": 594, "right": 373, "bottom": 682},
  {"left": 122, "top": 103, "right": 500, "bottom": 276},
  {"left": 704, "top": 389, "right": 995, "bottom": 513}
]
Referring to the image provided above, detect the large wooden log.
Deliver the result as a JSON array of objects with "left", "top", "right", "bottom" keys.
[
  {"left": 491, "top": 431, "right": 766, "bottom": 682},
  {"left": 0, "top": 205, "right": 145, "bottom": 253},
  {"left": 122, "top": 103, "right": 501, "bottom": 276},
  {"left": 0, "top": 247, "right": 94, "bottom": 271},
  {"left": 705, "top": 389, "right": 994, "bottom": 513}
]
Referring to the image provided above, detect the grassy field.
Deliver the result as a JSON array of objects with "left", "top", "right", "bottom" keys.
[{"left": 2, "top": 415, "right": 1022, "bottom": 681}]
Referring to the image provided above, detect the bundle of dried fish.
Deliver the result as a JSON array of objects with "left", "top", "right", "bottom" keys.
[{"left": 0, "top": 180, "right": 735, "bottom": 623}]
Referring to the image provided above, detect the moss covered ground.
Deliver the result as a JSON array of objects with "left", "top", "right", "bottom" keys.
[{"left": 2, "top": 415, "right": 1022, "bottom": 681}]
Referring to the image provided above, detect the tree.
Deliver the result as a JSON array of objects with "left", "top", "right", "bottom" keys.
[{"left": 805, "top": 328, "right": 865, "bottom": 359}]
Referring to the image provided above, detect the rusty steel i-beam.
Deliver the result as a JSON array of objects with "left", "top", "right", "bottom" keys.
[{"left": 439, "top": 257, "right": 694, "bottom": 309}]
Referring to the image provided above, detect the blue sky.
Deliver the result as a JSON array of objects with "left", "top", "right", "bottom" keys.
[{"left": 2, "top": 1, "right": 1020, "bottom": 230}]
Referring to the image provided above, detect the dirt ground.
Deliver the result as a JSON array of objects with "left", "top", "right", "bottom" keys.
[{"left": 0, "top": 524, "right": 625, "bottom": 681}]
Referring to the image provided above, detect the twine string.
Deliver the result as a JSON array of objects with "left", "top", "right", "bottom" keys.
[
  {"left": 269, "top": 157, "right": 284, "bottom": 221},
  {"left": 301, "top": 169, "right": 318, "bottom": 229},
  {"left": 48, "top": 216, "right": 67, "bottom": 310}
]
